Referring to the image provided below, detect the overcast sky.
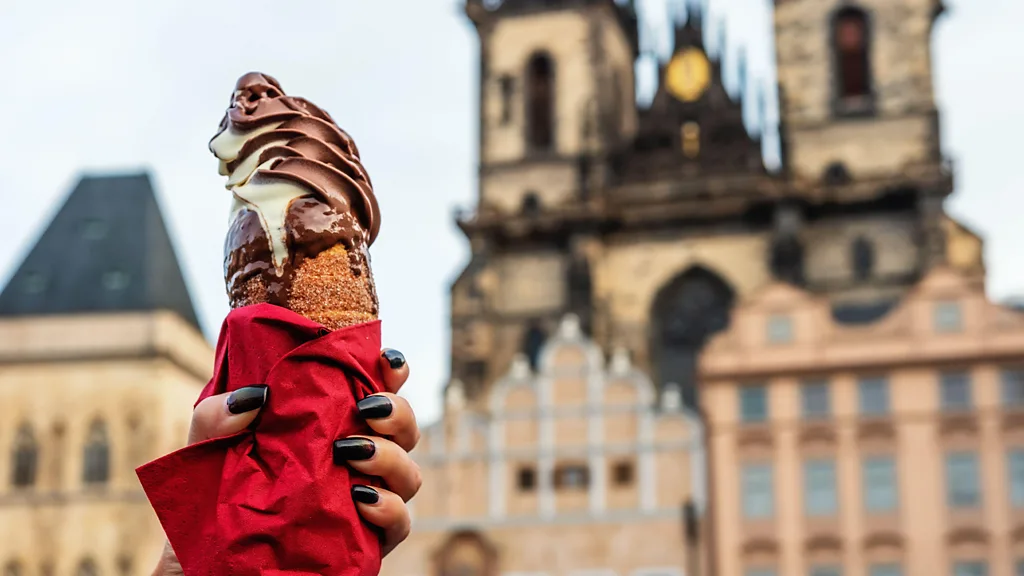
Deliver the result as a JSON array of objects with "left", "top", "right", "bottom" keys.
[{"left": 0, "top": 0, "right": 1020, "bottom": 424}]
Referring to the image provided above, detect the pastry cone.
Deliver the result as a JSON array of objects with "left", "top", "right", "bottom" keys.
[
  {"left": 211, "top": 72, "right": 382, "bottom": 329},
  {"left": 232, "top": 244, "right": 377, "bottom": 331}
]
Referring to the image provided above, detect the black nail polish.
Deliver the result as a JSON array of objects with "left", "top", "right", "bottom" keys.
[
  {"left": 333, "top": 438, "right": 376, "bottom": 464},
  {"left": 226, "top": 385, "right": 268, "bottom": 414},
  {"left": 357, "top": 395, "right": 394, "bottom": 419},
  {"left": 352, "top": 485, "right": 380, "bottom": 504},
  {"left": 381, "top": 349, "right": 406, "bottom": 370}
]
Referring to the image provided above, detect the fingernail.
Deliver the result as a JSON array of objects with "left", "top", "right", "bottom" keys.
[
  {"left": 382, "top": 349, "right": 406, "bottom": 370},
  {"left": 226, "top": 385, "right": 268, "bottom": 414},
  {"left": 357, "top": 395, "right": 394, "bottom": 419},
  {"left": 333, "top": 438, "right": 376, "bottom": 464},
  {"left": 352, "top": 485, "right": 380, "bottom": 504}
]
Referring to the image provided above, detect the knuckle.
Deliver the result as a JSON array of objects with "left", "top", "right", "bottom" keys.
[{"left": 409, "top": 459, "right": 421, "bottom": 491}]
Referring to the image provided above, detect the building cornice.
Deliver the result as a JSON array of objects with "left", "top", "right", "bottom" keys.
[{"left": 0, "top": 311, "right": 213, "bottom": 382}]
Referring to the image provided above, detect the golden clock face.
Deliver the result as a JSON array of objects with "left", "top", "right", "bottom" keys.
[{"left": 666, "top": 48, "right": 711, "bottom": 103}]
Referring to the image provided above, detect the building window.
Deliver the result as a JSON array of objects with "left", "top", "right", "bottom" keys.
[
  {"left": 810, "top": 566, "right": 842, "bottom": 576},
  {"left": 521, "top": 192, "right": 541, "bottom": 215},
  {"left": 526, "top": 52, "right": 555, "bottom": 151},
  {"left": 833, "top": 7, "right": 871, "bottom": 101},
  {"left": 953, "top": 562, "right": 988, "bottom": 576},
  {"left": 517, "top": 466, "right": 536, "bottom": 491},
  {"left": 863, "top": 456, "right": 898, "bottom": 512},
  {"left": 681, "top": 122, "right": 701, "bottom": 159},
  {"left": 946, "top": 452, "right": 981, "bottom": 508},
  {"left": 766, "top": 315, "right": 793, "bottom": 344},
  {"left": 81, "top": 218, "right": 109, "bottom": 240},
  {"left": 934, "top": 301, "right": 964, "bottom": 333},
  {"left": 869, "top": 565, "right": 902, "bottom": 576},
  {"left": 117, "top": 555, "right": 133, "bottom": 576},
  {"left": 83, "top": 420, "right": 110, "bottom": 485},
  {"left": 521, "top": 324, "right": 546, "bottom": 371},
  {"left": 740, "top": 385, "right": 768, "bottom": 423},
  {"left": 859, "top": 377, "right": 890, "bottom": 416},
  {"left": 11, "top": 424, "right": 38, "bottom": 488},
  {"left": 102, "top": 269, "right": 131, "bottom": 291},
  {"left": 1003, "top": 369, "right": 1024, "bottom": 406},
  {"left": 1008, "top": 450, "right": 1024, "bottom": 507},
  {"left": 801, "top": 380, "right": 830, "bottom": 419},
  {"left": 940, "top": 372, "right": 972, "bottom": 411},
  {"left": 4, "top": 561, "right": 22, "bottom": 576},
  {"left": 851, "top": 236, "right": 875, "bottom": 280},
  {"left": 22, "top": 272, "right": 47, "bottom": 295},
  {"left": 76, "top": 559, "right": 98, "bottom": 576},
  {"left": 804, "top": 459, "right": 838, "bottom": 516},
  {"left": 554, "top": 464, "right": 589, "bottom": 490},
  {"left": 612, "top": 461, "right": 634, "bottom": 486},
  {"left": 651, "top": 266, "right": 735, "bottom": 409},
  {"left": 741, "top": 463, "right": 774, "bottom": 519},
  {"left": 498, "top": 75, "right": 515, "bottom": 125}
]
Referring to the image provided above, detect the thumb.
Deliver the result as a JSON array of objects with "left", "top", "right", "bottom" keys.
[{"left": 187, "top": 385, "right": 268, "bottom": 445}]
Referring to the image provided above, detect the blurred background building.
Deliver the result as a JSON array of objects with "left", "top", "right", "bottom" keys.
[
  {"left": 0, "top": 0, "right": 1021, "bottom": 575},
  {"left": 0, "top": 174, "right": 212, "bottom": 575},
  {"left": 384, "top": 1, "right": 1023, "bottom": 576}
]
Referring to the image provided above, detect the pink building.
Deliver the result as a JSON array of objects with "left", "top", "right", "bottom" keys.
[{"left": 701, "top": 267, "right": 1024, "bottom": 576}]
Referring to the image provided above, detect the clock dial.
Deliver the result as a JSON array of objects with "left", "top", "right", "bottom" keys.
[{"left": 666, "top": 48, "right": 711, "bottom": 103}]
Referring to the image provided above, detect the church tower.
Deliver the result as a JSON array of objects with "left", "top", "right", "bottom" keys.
[
  {"left": 773, "top": 0, "right": 953, "bottom": 272},
  {"left": 454, "top": 0, "right": 642, "bottom": 399},
  {"left": 453, "top": 0, "right": 779, "bottom": 406}
]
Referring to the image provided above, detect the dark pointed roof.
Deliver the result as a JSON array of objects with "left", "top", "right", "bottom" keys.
[{"left": 0, "top": 173, "right": 201, "bottom": 331}]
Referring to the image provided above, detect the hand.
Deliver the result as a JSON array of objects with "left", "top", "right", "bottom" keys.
[{"left": 151, "top": 348, "right": 421, "bottom": 575}]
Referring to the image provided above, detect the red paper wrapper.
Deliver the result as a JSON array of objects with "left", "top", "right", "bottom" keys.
[{"left": 136, "top": 303, "right": 385, "bottom": 576}]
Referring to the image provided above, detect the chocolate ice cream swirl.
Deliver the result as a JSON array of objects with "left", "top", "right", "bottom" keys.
[{"left": 210, "top": 72, "right": 381, "bottom": 307}]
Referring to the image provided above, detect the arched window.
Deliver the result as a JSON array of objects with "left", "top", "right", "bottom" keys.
[
  {"left": 434, "top": 531, "right": 496, "bottom": 576},
  {"left": 11, "top": 424, "right": 38, "bottom": 488},
  {"left": 525, "top": 52, "right": 555, "bottom": 151},
  {"left": 520, "top": 192, "right": 541, "bottom": 215},
  {"left": 117, "top": 555, "right": 132, "bottom": 576},
  {"left": 567, "top": 255, "right": 593, "bottom": 334},
  {"left": 852, "top": 236, "right": 875, "bottom": 281},
  {"left": 83, "top": 420, "right": 110, "bottom": 485},
  {"left": 650, "top": 267, "right": 735, "bottom": 407},
  {"left": 833, "top": 7, "right": 872, "bottom": 102},
  {"left": 76, "top": 559, "right": 97, "bottom": 576},
  {"left": 522, "top": 324, "right": 547, "bottom": 371}
]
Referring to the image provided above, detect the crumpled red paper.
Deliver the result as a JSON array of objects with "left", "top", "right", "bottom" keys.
[{"left": 136, "top": 303, "right": 385, "bottom": 576}]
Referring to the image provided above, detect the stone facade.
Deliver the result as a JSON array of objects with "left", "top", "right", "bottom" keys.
[
  {"left": 0, "top": 312, "right": 211, "bottom": 575},
  {"left": 775, "top": 0, "right": 945, "bottom": 182},
  {"left": 383, "top": 315, "right": 705, "bottom": 576}
]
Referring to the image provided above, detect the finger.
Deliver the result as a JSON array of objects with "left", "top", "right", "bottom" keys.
[
  {"left": 334, "top": 436, "right": 422, "bottom": 502},
  {"left": 351, "top": 485, "right": 411, "bottom": 557},
  {"left": 380, "top": 349, "right": 409, "bottom": 394},
  {"left": 356, "top": 393, "right": 420, "bottom": 452},
  {"left": 187, "top": 386, "right": 268, "bottom": 445}
]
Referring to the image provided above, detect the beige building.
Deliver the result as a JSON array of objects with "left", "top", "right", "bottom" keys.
[
  {"left": 0, "top": 174, "right": 212, "bottom": 575},
  {"left": 384, "top": 314, "right": 706, "bottom": 576},
  {"left": 701, "top": 266, "right": 1024, "bottom": 576}
]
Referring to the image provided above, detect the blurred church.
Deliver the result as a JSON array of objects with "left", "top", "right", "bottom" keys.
[{"left": 382, "top": 1, "right": 1024, "bottom": 576}]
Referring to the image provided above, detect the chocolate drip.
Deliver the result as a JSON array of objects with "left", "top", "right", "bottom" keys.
[{"left": 213, "top": 72, "right": 380, "bottom": 306}]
